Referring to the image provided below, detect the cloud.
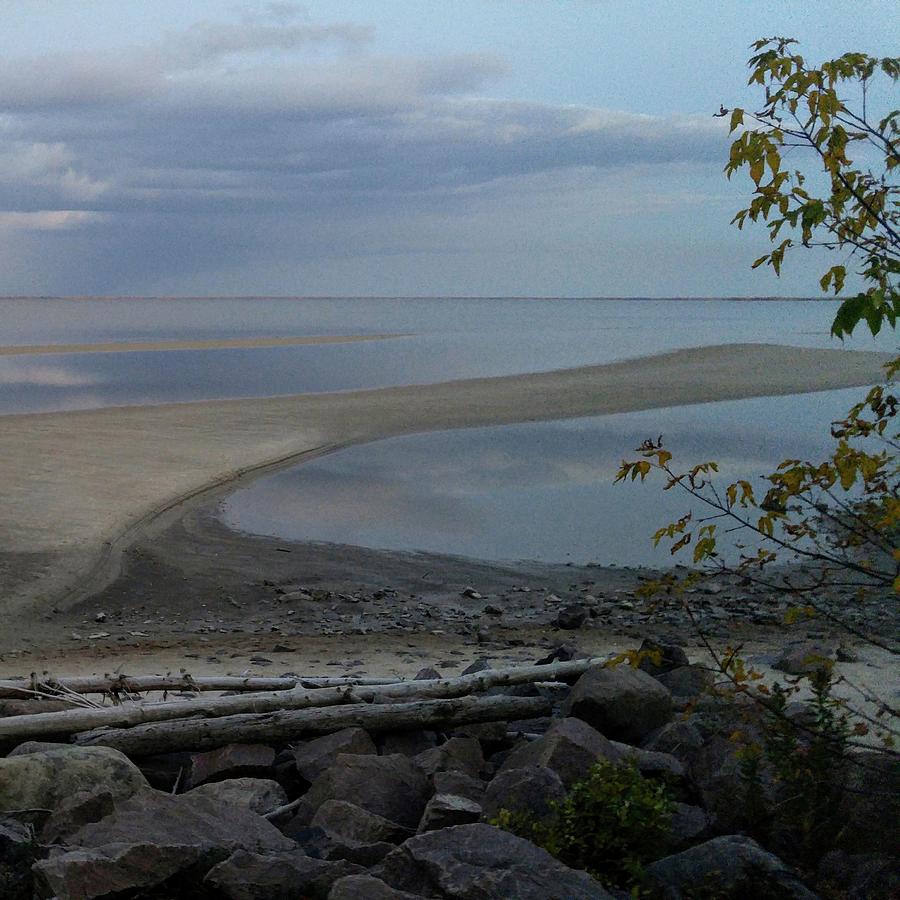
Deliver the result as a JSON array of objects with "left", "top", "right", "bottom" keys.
[{"left": 0, "top": 210, "right": 107, "bottom": 231}]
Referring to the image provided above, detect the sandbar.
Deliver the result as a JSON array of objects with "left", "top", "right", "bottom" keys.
[
  {"left": 0, "top": 342, "right": 891, "bottom": 623},
  {"left": 0, "top": 333, "right": 405, "bottom": 356}
]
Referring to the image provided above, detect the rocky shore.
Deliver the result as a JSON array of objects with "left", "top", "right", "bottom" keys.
[{"left": 2, "top": 642, "right": 896, "bottom": 899}]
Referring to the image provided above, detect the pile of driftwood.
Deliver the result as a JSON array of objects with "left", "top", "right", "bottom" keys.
[{"left": 0, "top": 658, "right": 604, "bottom": 757}]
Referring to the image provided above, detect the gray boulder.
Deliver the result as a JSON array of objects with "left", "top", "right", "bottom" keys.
[
  {"left": 329, "top": 873, "right": 425, "bottom": 899},
  {"left": 185, "top": 743, "right": 276, "bottom": 789},
  {"left": 295, "top": 728, "right": 377, "bottom": 782},
  {"left": 417, "top": 793, "right": 482, "bottom": 832},
  {"left": 667, "top": 803, "right": 711, "bottom": 851},
  {"left": 6, "top": 741, "right": 70, "bottom": 757},
  {"left": 609, "top": 741, "right": 685, "bottom": 779},
  {"left": 481, "top": 765, "right": 566, "bottom": 823},
  {"left": 376, "top": 823, "right": 612, "bottom": 898},
  {"left": 187, "top": 777, "right": 288, "bottom": 815},
  {"left": 380, "top": 730, "right": 438, "bottom": 757},
  {"left": 432, "top": 771, "right": 485, "bottom": 803},
  {"left": 414, "top": 737, "right": 484, "bottom": 779},
  {"left": 641, "top": 720, "right": 704, "bottom": 760},
  {"left": 311, "top": 800, "right": 412, "bottom": 846},
  {"left": 656, "top": 665, "right": 714, "bottom": 698},
  {"left": 645, "top": 835, "right": 819, "bottom": 899},
  {"left": 561, "top": 664, "right": 673, "bottom": 743},
  {"left": 302, "top": 754, "right": 431, "bottom": 829},
  {"left": 0, "top": 747, "right": 147, "bottom": 813},
  {"left": 637, "top": 638, "right": 690, "bottom": 676},
  {"left": 39, "top": 790, "right": 115, "bottom": 845},
  {"left": 497, "top": 717, "right": 621, "bottom": 787},
  {"left": 204, "top": 849, "right": 363, "bottom": 899},
  {"left": 773, "top": 643, "right": 834, "bottom": 675}
]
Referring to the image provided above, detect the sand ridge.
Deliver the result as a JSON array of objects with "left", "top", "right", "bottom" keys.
[{"left": 0, "top": 342, "right": 891, "bottom": 620}]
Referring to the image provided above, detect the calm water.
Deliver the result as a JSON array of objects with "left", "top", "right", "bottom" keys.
[
  {"left": 2, "top": 297, "right": 893, "bottom": 566},
  {"left": 0, "top": 296, "right": 890, "bottom": 414}
]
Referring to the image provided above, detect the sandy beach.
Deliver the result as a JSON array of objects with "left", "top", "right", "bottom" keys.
[
  {"left": 0, "top": 342, "right": 891, "bottom": 632},
  {"left": 0, "top": 333, "right": 406, "bottom": 356}
]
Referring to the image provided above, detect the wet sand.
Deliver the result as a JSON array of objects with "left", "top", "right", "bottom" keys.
[{"left": 0, "top": 342, "right": 891, "bottom": 630}]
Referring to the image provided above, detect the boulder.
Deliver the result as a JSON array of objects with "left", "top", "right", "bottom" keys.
[
  {"left": 380, "top": 730, "right": 438, "bottom": 757},
  {"left": 32, "top": 842, "right": 215, "bottom": 900},
  {"left": 417, "top": 793, "right": 482, "bottom": 832},
  {"left": 432, "top": 771, "right": 485, "bottom": 803},
  {"left": 329, "top": 873, "right": 425, "bottom": 898},
  {"left": 645, "top": 835, "right": 819, "bottom": 899},
  {"left": 0, "top": 747, "right": 147, "bottom": 813},
  {"left": 204, "top": 849, "right": 363, "bottom": 899},
  {"left": 187, "top": 777, "right": 288, "bottom": 815},
  {"left": 667, "top": 803, "right": 711, "bottom": 851},
  {"left": 561, "top": 664, "right": 673, "bottom": 744},
  {"left": 375, "top": 823, "right": 612, "bottom": 898},
  {"left": 39, "top": 790, "right": 115, "bottom": 845},
  {"left": 818, "top": 850, "right": 900, "bottom": 899},
  {"left": 6, "top": 741, "right": 70, "bottom": 757},
  {"left": 301, "top": 754, "right": 431, "bottom": 829},
  {"left": 641, "top": 720, "right": 704, "bottom": 760},
  {"left": 773, "top": 643, "right": 834, "bottom": 676},
  {"left": 637, "top": 639, "right": 690, "bottom": 676},
  {"left": 556, "top": 605, "right": 587, "bottom": 630},
  {"left": 838, "top": 752, "right": 900, "bottom": 854},
  {"left": 656, "top": 665, "right": 714, "bottom": 698},
  {"left": 311, "top": 801, "right": 412, "bottom": 846},
  {"left": 481, "top": 765, "right": 566, "bottom": 824},
  {"left": 294, "top": 728, "right": 377, "bottom": 782},
  {"left": 185, "top": 743, "right": 276, "bottom": 789},
  {"left": 609, "top": 742, "right": 685, "bottom": 779},
  {"left": 497, "top": 717, "right": 621, "bottom": 787},
  {"left": 67, "top": 790, "right": 294, "bottom": 855},
  {"left": 0, "top": 816, "right": 34, "bottom": 899},
  {"left": 414, "top": 737, "right": 484, "bottom": 779}
]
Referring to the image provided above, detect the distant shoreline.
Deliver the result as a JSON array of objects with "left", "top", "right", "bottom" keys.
[{"left": 0, "top": 295, "right": 838, "bottom": 302}]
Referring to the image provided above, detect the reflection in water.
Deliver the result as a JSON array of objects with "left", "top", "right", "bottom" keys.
[{"left": 222, "top": 388, "right": 865, "bottom": 567}]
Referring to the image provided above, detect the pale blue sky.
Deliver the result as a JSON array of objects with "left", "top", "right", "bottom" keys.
[{"left": 0, "top": 1, "right": 896, "bottom": 296}]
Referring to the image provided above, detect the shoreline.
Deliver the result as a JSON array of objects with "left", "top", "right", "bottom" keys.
[{"left": 0, "top": 342, "right": 891, "bottom": 629}]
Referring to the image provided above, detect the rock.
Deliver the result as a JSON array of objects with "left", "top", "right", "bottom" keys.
[
  {"left": 556, "top": 605, "right": 587, "bottom": 630},
  {"left": 375, "top": 823, "right": 611, "bottom": 898},
  {"left": 204, "top": 849, "right": 363, "bottom": 899},
  {"left": 418, "top": 793, "right": 482, "bottom": 832},
  {"left": 380, "top": 730, "right": 438, "bottom": 757},
  {"left": 773, "top": 643, "right": 834, "bottom": 675},
  {"left": 295, "top": 728, "right": 377, "bottom": 782},
  {"left": 818, "top": 850, "right": 900, "bottom": 899},
  {"left": 5, "top": 741, "right": 71, "bottom": 757},
  {"left": 135, "top": 751, "right": 194, "bottom": 791},
  {"left": 497, "top": 717, "right": 621, "bottom": 788},
  {"left": 67, "top": 790, "right": 295, "bottom": 854},
  {"left": 656, "top": 665, "right": 714, "bottom": 698},
  {"left": 312, "top": 801, "right": 412, "bottom": 846},
  {"left": 460, "top": 658, "right": 491, "bottom": 675},
  {"left": 32, "top": 842, "right": 215, "bottom": 900},
  {"left": 188, "top": 777, "right": 288, "bottom": 815},
  {"left": 481, "top": 765, "right": 566, "bottom": 823},
  {"left": 451, "top": 720, "right": 508, "bottom": 745},
  {"left": 645, "top": 835, "right": 818, "bottom": 899},
  {"left": 432, "top": 771, "right": 485, "bottom": 803},
  {"left": 414, "top": 737, "right": 484, "bottom": 779},
  {"left": 609, "top": 742, "right": 685, "bottom": 779},
  {"left": 302, "top": 754, "right": 431, "bottom": 829},
  {"left": 0, "top": 816, "right": 34, "bottom": 898},
  {"left": 667, "top": 803, "right": 711, "bottom": 851},
  {"left": 186, "top": 743, "right": 276, "bottom": 789},
  {"left": 637, "top": 638, "right": 690, "bottom": 676},
  {"left": 535, "top": 641, "right": 582, "bottom": 665},
  {"left": 838, "top": 751, "right": 900, "bottom": 854},
  {"left": 329, "top": 873, "right": 425, "bottom": 899},
  {"left": 414, "top": 667, "right": 442, "bottom": 680},
  {"left": 561, "top": 664, "right": 673, "bottom": 743},
  {"left": 461, "top": 588, "right": 482, "bottom": 599},
  {"left": 641, "top": 720, "right": 704, "bottom": 760},
  {"left": 39, "top": 790, "right": 115, "bottom": 844},
  {"left": 0, "top": 747, "right": 147, "bottom": 813},
  {"left": 836, "top": 645, "right": 860, "bottom": 663}
]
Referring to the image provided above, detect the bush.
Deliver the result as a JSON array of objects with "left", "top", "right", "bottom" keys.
[{"left": 493, "top": 758, "right": 675, "bottom": 888}]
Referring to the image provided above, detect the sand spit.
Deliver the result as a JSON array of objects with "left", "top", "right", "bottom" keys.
[
  {"left": 0, "top": 342, "right": 891, "bottom": 622},
  {"left": 0, "top": 333, "right": 406, "bottom": 356}
]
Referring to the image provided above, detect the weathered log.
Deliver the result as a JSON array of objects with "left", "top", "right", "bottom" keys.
[
  {"left": 0, "top": 673, "right": 397, "bottom": 699},
  {"left": 73, "top": 694, "right": 552, "bottom": 755},
  {"left": 0, "top": 658, "right": 601, "bottom": 744}
]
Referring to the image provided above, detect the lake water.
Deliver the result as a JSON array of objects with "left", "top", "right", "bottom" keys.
[{"left": 1, "top": 297, "right": 894, "bottom": 566}]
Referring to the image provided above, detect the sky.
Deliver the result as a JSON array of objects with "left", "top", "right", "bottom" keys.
[{"left": 0, "top": 0, "right": 896, "bottom": 297}]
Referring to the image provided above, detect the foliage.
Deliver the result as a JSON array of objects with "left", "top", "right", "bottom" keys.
[
  {"left": 723, "top": 37, "right": 899, "bottom": 337},
  {"left": 493, "top": 758, "right": 675, "bottom": 889}
]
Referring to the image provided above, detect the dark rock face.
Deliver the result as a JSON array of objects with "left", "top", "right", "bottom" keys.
[
  {"left": 666, "top": 803, "right": 711, "bottom": 851},
  {"left": 329, "top": 872, "right": 426, "bottom": 899},
  {"left": 302, "top": 754, "right": 431, "bottom": 829},
  {"left": 817, "top": 850, "right": 900, "bottom": 899},
  {"left": 656, "top": 665, "right": 714, "bottom": 698},
  {"left": 838, "top": 751, "right": 900, "bottom": 854},
  {"left": 0, "top": 816, "right": 35, "bottom": 899},
  {"left": 431, "top": 771, "right": 485, "bottom": 803},
  {"left": 481, "top": 765, "right": 566, "bottom": 824},
  {"left": 376, "top": 823, "right": 612, "bottom": 899},
  {"left": 414, "top": 737, "right": 484, "bottom": 779},
  {"left": 561, "top": 664, "right": 673, "bottom": 744},
  {"left": 637, "top": 639, "right": 690, "bottom": 676},
  {"left": 417, "top": 793, "right": 482, "bottom": 832},
  {"left": 294, "top": 728, "right": 378, "bottom": 783},
  {"left": 187, "top": 777, "right": 288, "bottom": 815},
  {"left": 39, "top": 790, "right": 115, "bottom": 845},
  {"left": 0, "top": 747, "right": 148, "bottom": 813},
  {"left": 645, "top": 835, "right": 819, "bottom": 899},
  {"left": 773, "top": 643, "right": 835, "bottom": 675},
  {"left": 556, "top": 605, "right": 587, "bottom": 630},
  {"left": 203, "top": 849, "right": 363, "bottom": 899},
  {"left": 641, "top": 720, "right": 704, "bottom": 760},
  {"left": 497, "top": 717, "right": 621, "bottom": 787},
  {"left": 311, "top": 800, "right": 413, "bottom": 846},
  {"left": 380, "top": 730, "right": 439, "bottom": 757},
  {"left": 185, "top": 743, "right": 276, "bottom": 789}
]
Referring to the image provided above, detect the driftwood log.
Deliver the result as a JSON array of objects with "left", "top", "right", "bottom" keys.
[
  {"left": 73, "top": 694, "right": 552, "bottom": 755},
  {"left": 0, "top": 673, "right": 396, "bottom": 699},
  {"left": 0, "top": 658, "right": 602, "bottom": 743}
]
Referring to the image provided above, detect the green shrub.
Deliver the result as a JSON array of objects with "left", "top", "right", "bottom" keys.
[{"left": 493, "top": 758, "right": 675, "bottom": 888}]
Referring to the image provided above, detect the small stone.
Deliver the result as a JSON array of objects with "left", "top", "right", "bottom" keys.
[
  {"left": 461, "top": 587, "right": 483, "bottom": 599},
  {"left": 556, "top": 605, "right": 587, "bottom": 630}
]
